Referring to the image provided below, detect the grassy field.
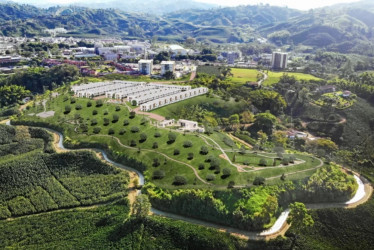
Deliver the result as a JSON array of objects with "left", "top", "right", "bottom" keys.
[
  {"left": 263, "top": 71, "right": 321, "bottom": 86},
  {"left": 314, "top": 91, "right": 356, "bottom": 109},
  {"left": 151, "top": 95, "right": 248, "bottom": 119},
  {"left": 17, "top": 92, "right": 321, "bottom": 189},
  {"left": 229, "top": 68, "right": 259, "bottom": 84}
]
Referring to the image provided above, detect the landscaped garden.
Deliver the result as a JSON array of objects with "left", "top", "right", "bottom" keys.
[{"left": 314, "top": 91, "right": 357, "bottom": 109}]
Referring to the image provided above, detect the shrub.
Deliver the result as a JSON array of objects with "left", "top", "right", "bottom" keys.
[
  {"left": 108, "top": 128, "right": 115, "bottom": 135},
  {"left": 132, "top": 100, "right": 137, "bottom": 106},
  {"left": 210, "top": 158, "right": 220, "bottom": 169},
  {"left": 173, "top": 175, "right": 187, "bottom": 185},
  {"left": 281, "top": 173, "right": 286, "bottom": 181},
  {"left": 153, "top": 158, "right": 160, "bottom": 167},
  {"left": 63, "top": 96, "right": 68, "bottom": 102},
  {"left": 96, "top": 100, "right": 103, "bottom": 107},
  {"left": 131, "top": 126, "right": 140, "bottom": 133},
  {"left": 200, "top": 145, "right": 209, "bottom": 155},
  {"left": 174, "top": 149, "right": 180, "bottom": 155},
  {"left": 93, "top": 127, "right": 101, "bottom": 134},
  {"left": 206, "top": 174, "right": 216, "bottom": 181},
  {"left": 259, "top": 158, "right": 267, "bottom": 166},
  {"left": 198, "top": 163, "right": 205, "bottom": 170},
  {"left": 205, "top": 155, "right": 215, "bottom": 162},
  {"left": 112, "top": 114, "right": 119, "bottom": 123},
  {"left": 74, "top": 113, "right": 81, "bottom": 120},
  {"left": 75, "top": 104, "right": 82, "bottom": 110},
  {"left": 183, "top": 140, "right": 193, "bottom": 148},
  {"left": 92, "top": 110, "right": 98, "bottom": 115},
  {"left": 64, "top": 105, "right": 71, "bottom": 114},
  {"left": 129, "top": 111, "right": 136, "bottom": 119},
  {"left": 103, "top": 118, "right": 110, "bottom": 126},
  {"left": 91, "top": 119, "right": 98, "bottom": 126},
  {"left": 70, "top": 98, "right": 76, "bottom": 104},
  {"left": 87, "top": 101, "right": 92, "bottom": 107},
  {"left": 154, "top": 132, "right": 161, "bottom": 138},
  {"left": 123, "top": 119, "right": 130, "bottom": 126},
  {"left": 103, "top": 109, "right": 109, "bottom": 115},
  {"left": 115, "top": 106, "right": 121, "bottom": 111},
  {"left": 168, "top": 132, "right": 177, "bottom": 143},
  {"left": 119, "top": 128, "right": 126, "bottom": 135},
  {"left": 222, "top": 168, "right": 231, "bottom": 177},
  {"left": 187, "top": 152, "right": 194, "bottom": 160},
  {"left": 239, "top": 146, "right": 246, "bottom": 155},
  {"left": 139, "top": 133, "right": 147, "bottom": 142},
  {"left": 152, "top": 170, "right": 165, "bottom": 180},
  {"left": 289, "top": 155, "right": 296, "bottom": 163},
  {"left": 214, "top": 166, "right": 220, "bottom": 174},
  {"left": 253, "top": 176, "right": 265, "bottom": 185},
  {"left": 140, "top": 117, "right": 148, "bottom": 125},
  {"left": 152, "top": 142, "right": 159, "bottom": 149},
  {"left": 228, "top": 181, "right": 235, "bottom": 188},
  {"left": 130, "top": 140, "right": 137, "bottom": 147},
  {"left": 282, "top": 157, "right": 289, "bottom": 165},
  {"left": 243, "top": 160, "right": 250, "bottom": 166}
]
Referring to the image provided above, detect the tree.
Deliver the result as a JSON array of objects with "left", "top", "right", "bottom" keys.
[
  {"left": 129, "top": 111, "right": 136, "bottom": 119},
  {"left": 183, "top": 140, "right": 193, "bottom": 148},
  {"left": 115, "top": 106, "right": 121, "bottom": 111},
  {"left": 112, "top": 114, "right": 119, "bottom": 123},
  {"left": 92, "top": 110, "right": 98, "bottom": 115},
  {"left": 200, "top": 145, "right": 209, "bottom": 155},
  {"left": 91, "top": 119, "right": 98, "bottom": 126},
  {"left": 0, "top": 85, "right": 30, "bottom": 107},
  {"left": 108, "top": 128, "right": 115, "bottom": 135},
  {"left": 259, "top": 158, "right": 267, "bottom": 166},
  {"left": 123, "top": 119, "right": 129, "bottom": 126},
  {"left": 174, "top": 149, "right": 180, "bottom": 155},
  {"left": 132, "top": 194, "right": 151, "bottom": 219},
  {"left": 168, "top": 132, "right": 177, "bottom": 143},
  {"left": 96, "top": 99, "right": 103, "bottom": 107},
  {"left": 154, "top": 132, "right": 161, "bottom": 138},
  {"left": 152, "top": 170, "right": 165, "bottom": 179},
  {"left": 139, "top": 133, "right": 147, "bottom": 142},
  {"left": 287, "top": 202, "right": 314, "bottom": 249},
  {"left": 187, "top": 152, "right": 194, "bottom": 160},
  {"left": 87, "top": 101, "right": 92, "bottom": 107},
  {"left": 206, "top": 174, "right": 216, "bottom": 181},
  {"left": 131, "top": 126, "right": 140, "bottom": 133},
  {"left": 173, "top": 176, "right": 187, "bottom": 185},
  {"left": 198, "top": 163, "right": 205, "bottom": 170},
  {"left": 119, "top": 128, "right": 126, "bottom": 135},
  {"left": 152, "top": 142, "right": 158, "bottom": 149},
  {"left": 130, "top": 140, "right": 137, "bottom": 147},
  {"left": 253, "top": 112, "right": 277, "bottom": 135},
  {"left": 253, "top": 176, "right": 265, "bottom": 185},
  {"left": 281, "top": 173, "right": 286, "bottom": 181},
  {"left": 64, "top": 105, "right": 71, "bottom": 114},
  {"left": 93, "top": 127, "right": 101, "bottom": 134},
  {"left": 103, "top": 118, "right": 110, "bottom": 126},
  {"left": 222, "top": 168, "right": 231, "bottom": 177},
  {"left": 229, "top": 114, "right": 240, "bottom": 129}
]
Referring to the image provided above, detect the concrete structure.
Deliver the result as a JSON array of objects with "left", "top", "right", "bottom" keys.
[
  {"left": 139, "top": 87, "right": 208, "bottom": 112},
  {"left": 159, "top": 119, "right": 175, "bottom": 128},
  {"left": 272, "top": 52, "right": 288, "bottom": 69},
  {"left": 138, "top": 59, "right": 153, "bottom": 75},
  {"left": 168, "top": 45, "right": 188, "bottom": 56},
  {"left": 161, "top": 61, "right": 175, "bottom": 75},
  {"left": 177, "top": 119, "right": 205, "bottom": 132}
]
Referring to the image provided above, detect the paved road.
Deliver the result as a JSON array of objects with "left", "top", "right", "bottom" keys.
[{"left": 5, "top": 121, "right": 373, "bottom": 241}]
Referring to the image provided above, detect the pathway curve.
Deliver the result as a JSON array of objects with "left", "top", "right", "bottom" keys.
[{"left": 4, "top": 121, "right": 373, "bottom": 241}]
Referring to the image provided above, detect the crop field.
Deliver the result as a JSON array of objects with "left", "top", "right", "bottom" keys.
[
  {"left": 230, "top": 68, "right": 259, "bottom": 84},
  {"left": 0, "top": 124, "right": 129, "bottom": 219},
  {"left": 263, "top": 71, "right": 322, "bottom": 86}
]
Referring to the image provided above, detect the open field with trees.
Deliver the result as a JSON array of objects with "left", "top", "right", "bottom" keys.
[{"left": 263, "top": 71, "right": 321, "bottom": 86}]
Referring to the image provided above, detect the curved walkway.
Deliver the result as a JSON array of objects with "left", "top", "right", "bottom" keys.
[{"left": 5, "top": 121, "right": 373, "bottom": 241}]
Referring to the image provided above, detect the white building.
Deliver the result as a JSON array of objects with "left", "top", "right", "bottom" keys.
[
  {"left": 168, "top": 45, "right": 188, "bottom": 56},
  {"left": 272, "top": 52, "right": 288, "bottom": 69},
  {"left": 177, "top": 119, "right": 205, "bottom": 132},
  {"left": 138, "top": 59, "right": 153, "bottom": 75},
  {"left": 161, "top": 61, "right": 175, "bottom": 75}
]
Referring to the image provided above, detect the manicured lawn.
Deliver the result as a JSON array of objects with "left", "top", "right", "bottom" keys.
[
  {"left": 263, "top": 71, "right": 321, "bottom": 86},
  {"left": 229, "top": 68, "right": 259, "bottom": 84},
  {"left": 314, "top": 91, "right": 356, "bottom": 109}
]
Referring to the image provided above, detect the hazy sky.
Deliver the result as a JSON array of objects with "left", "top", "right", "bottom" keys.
[{"left": 196, "top": 0, "right": 361, "bottom": 10}]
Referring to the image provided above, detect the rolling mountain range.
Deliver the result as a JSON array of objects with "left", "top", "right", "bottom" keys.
[{"left": 0, "top": 1, "right": 374, "bottom": 55}]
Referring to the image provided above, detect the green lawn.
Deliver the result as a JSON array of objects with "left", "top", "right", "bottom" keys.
[
  {"left": 19, "top": 93, "right": 321, "bottom": 189},
  {"left": 263, "top": 71, "right": 321, "bottom": 86},
  {"left": 229, "top": 68, "right": 259, "bottom": 84}
]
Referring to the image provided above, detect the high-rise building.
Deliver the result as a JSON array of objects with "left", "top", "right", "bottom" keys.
[
  {"left": 138, "top": 59, "right": 153, "bottom": 75},
  {"left": 161, "top": 61, "right": 175, "bottom": 75},
  {"left": 271, "top": 52, "right": 288, "bottom": 69}
]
